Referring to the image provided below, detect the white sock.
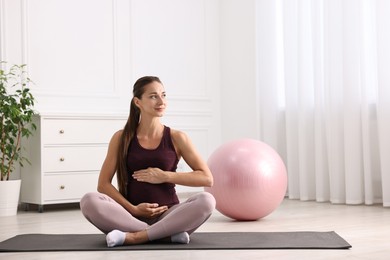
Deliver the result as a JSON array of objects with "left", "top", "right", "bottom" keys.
[
  {"left": 171, "top": 232, "right": 190, "bottom": 244},
  {"left": 106, "top": 230, "right": 126, "bottom": 247}
]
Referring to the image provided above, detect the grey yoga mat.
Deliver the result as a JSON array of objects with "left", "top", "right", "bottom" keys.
[{"left": 0, "top": 231, "right": 351, "bottom": 252}]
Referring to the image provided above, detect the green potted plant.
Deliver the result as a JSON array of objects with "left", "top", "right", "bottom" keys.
[{"left": 0, "top": 62, "right": 37, "bottom": 216}]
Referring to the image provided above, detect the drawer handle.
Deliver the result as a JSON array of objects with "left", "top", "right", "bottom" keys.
[
  {"left": 59, "top": 129, "right": 65, "bottom": 134},
  {"left": 60, "top": 185, "right": 65, "bottom": 190},
  {"left": 59, "top": 157, "right": 65, "bottom": 162}
]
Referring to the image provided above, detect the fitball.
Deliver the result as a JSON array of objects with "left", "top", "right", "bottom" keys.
[{"left": 205, "top": 138, "right": 287, "bottom": 221}]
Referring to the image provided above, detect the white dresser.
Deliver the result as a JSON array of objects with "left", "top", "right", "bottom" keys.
[{"left": 21, "top": 113, "right": 126, "bottom": 212}]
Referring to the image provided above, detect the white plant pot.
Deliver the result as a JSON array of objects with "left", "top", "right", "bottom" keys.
[{"left": 0, "top": 179, "right": 21, "bottom": 217}]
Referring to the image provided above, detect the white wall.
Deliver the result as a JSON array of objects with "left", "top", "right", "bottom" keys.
[
  {"left": 219, "top": 0, "right": 259, "bottom": 142},
  {"left": 1, "top": 0, "right": 262, "bottom": 188},
  {"left": 1, "top": 0, "right": 222, "bottom": 193}
]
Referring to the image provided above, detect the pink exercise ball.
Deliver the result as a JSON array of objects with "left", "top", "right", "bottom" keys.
[{"left": 205, "top": 138, "right": 287, "bottom": 221}]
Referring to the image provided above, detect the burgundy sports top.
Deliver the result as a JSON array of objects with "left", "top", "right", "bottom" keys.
[{"left": 126, "top": 126, "right": 180, "bottom": 207}]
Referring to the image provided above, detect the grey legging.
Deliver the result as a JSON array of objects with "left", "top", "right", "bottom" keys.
[{"left": 80, "top": 191, "right": 216, "bottom": 241}]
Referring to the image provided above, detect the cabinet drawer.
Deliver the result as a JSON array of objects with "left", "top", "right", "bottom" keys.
[
  {"left": 42, "top": 118, "right": 125, "bottom": 144},
  {"left": 43, "top": 173, "right": 99, "bottom": 202},
  {"left": 42, "top": 146, "right": 107, "bottom": 172}
]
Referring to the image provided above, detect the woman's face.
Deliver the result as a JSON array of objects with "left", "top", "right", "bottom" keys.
[{"left": 135, "top": 81, "right": 167, "bottom": 117}]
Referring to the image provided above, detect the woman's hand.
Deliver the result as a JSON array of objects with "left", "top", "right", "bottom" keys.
[
  {"left": 133, "top": 167, "right": 168, "bottom": 184},
  {"left": 133, "top": 202, "right": 168, "bottom": 218}
]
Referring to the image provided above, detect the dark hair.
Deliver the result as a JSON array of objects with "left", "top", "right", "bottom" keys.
[{"left": 116, "top": 76, "right": 162, "bottom": 196}]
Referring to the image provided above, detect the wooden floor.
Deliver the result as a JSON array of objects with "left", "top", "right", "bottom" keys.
[{"left": 1, "top": 195, "right": 389, "bottom": 259}]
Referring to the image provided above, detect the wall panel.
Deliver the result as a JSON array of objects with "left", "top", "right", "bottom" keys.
[
  {"left": 25, "top": 0, "right": 116, "bottom": 96},
  {"left": 130, "top": 0, "right": 207, "bottom": 98}
]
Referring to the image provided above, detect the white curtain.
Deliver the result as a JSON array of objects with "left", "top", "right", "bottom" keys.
[{"left": 256, "top": 0, "right": 390, "bottom": 206}]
